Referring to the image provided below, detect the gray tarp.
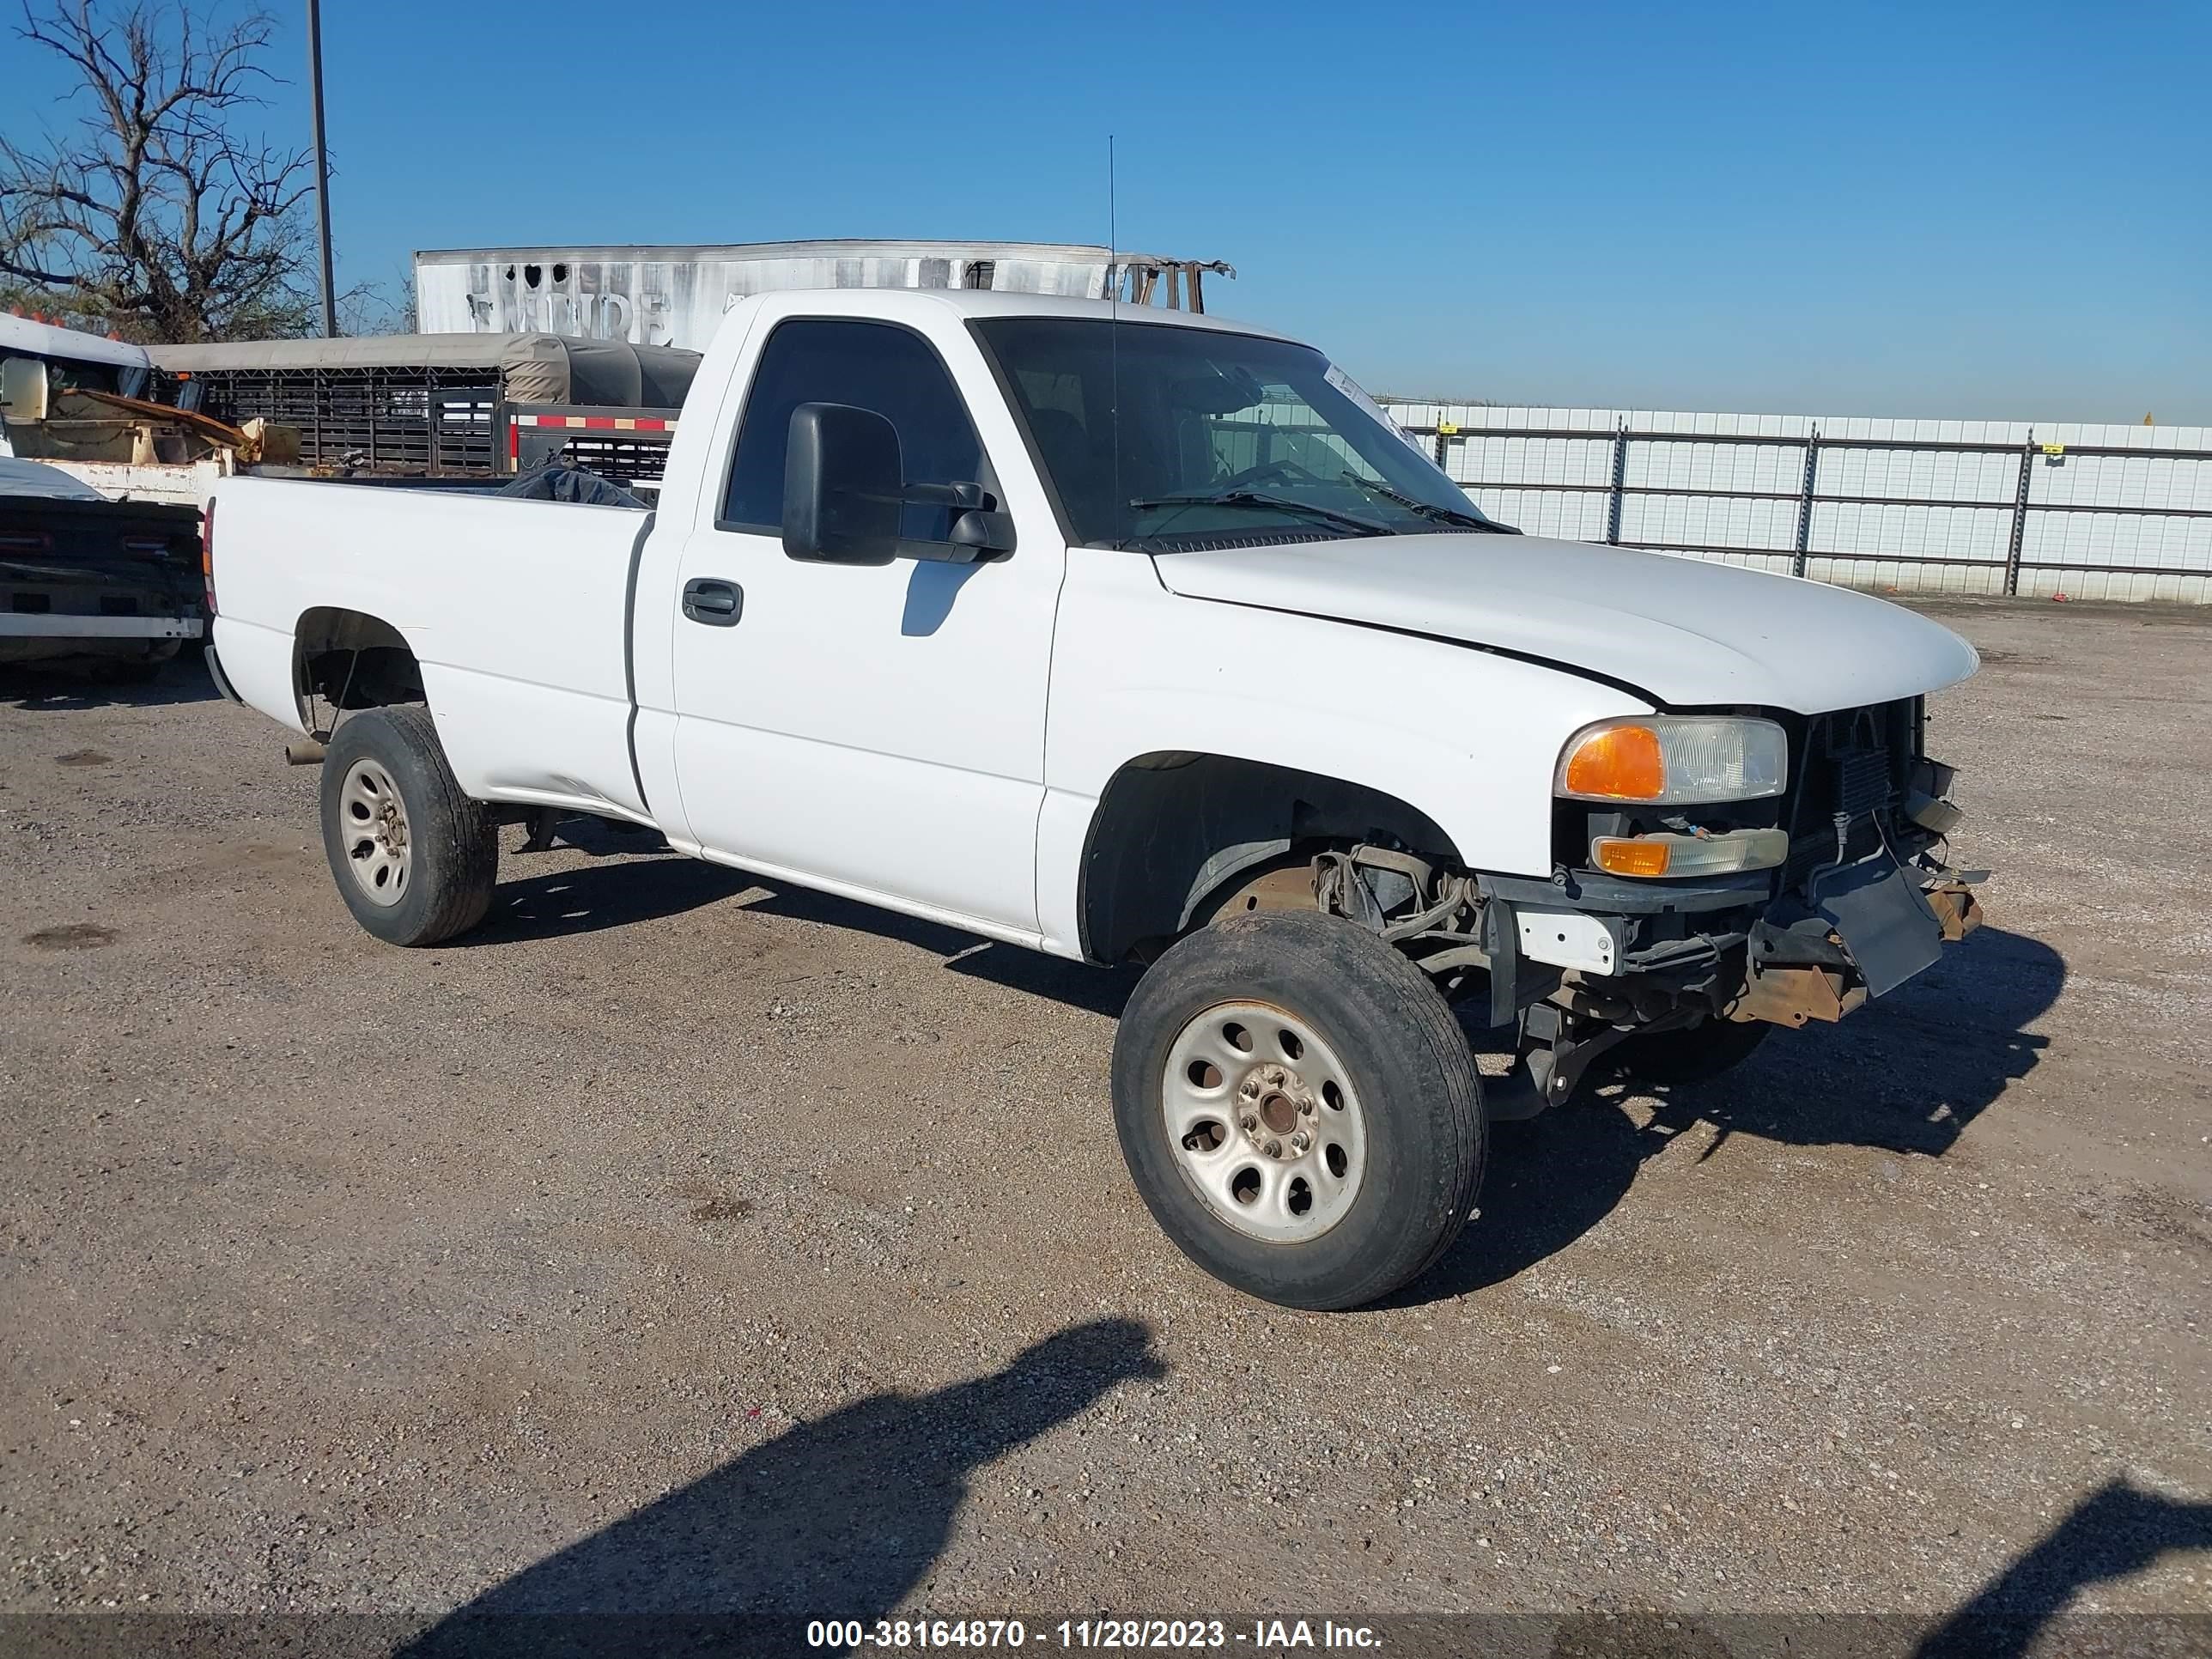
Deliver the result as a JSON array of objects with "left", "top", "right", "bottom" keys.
[
  {"left": 148, "top": 334, "right": 699, "bottom": 410},
  {"left": 0, "top": 456, "right": 109, "bottom": 500},
  {"left": 496, "top": 461, "right": 647, "bottom": 508}
]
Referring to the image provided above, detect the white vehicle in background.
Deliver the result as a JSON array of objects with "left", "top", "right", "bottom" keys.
[
  {"left": 0, "top": 456, "right": 204, "bottom": 676},
  {"left": 202, "top": 289, "right": 1985, "bottom": 1310},
  {"left": 0, "top": 309, "right": 154, "bottom": 402}
]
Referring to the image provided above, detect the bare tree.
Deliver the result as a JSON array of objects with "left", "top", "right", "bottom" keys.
[
  {"left": 339, "top": 260, "right": 417, "bottom": 337},
  {"left": 0, "top": 1, "right": 320, "bottom": 341}
]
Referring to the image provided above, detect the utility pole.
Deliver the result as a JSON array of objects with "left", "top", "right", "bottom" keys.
[{"left": 307, "top": 0, "right": 337, "bottom": 336}]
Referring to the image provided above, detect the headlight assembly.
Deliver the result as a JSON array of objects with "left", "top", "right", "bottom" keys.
[{"left": 1556, "top": 715, "right": 1788, "bottom": 805}]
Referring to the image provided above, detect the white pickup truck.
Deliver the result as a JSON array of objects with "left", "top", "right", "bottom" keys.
[{"left": 205, "top": 289, "right": 1985, "bottom": 1310}]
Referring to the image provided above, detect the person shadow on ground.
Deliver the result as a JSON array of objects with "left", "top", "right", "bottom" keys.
[
  {"left": 1914, "top": 1477, "right": 2212, "bottom": 1659},
  {"left": 1528, "top": 1479, "right": 2211, "bottom": 1659},
  {"left": 398, "top": 1318, "right": 1163, "bottom": 1658}
]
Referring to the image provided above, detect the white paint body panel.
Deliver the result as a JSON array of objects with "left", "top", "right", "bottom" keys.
[
  {"left": 207, "top": 289, "right": 1981, "bottom": 966},
  {"left": 40, "top": 458, "right": 228, "bottom": 512},
  {"left": 655, "top": 291, "right": 1068, "bottom": 936},
  {"left": 1152, "top": 535, "right": 1979, "bottom": 714},
  {"left": 209, "top": 481, "right": 649, "bottom": 821},
  {"left": 1039, "top": 548, "right": 1641, "bottom": 902}
]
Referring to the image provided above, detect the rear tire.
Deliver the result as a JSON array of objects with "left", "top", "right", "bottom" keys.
[
  {"left": 1111, "top": 910, "right": 1486, "bottom": 1310},
  {"left": 1611, "top": 1018, "right": 1771, "bottom": 1085},
  {"left": 319, "top": 704, "right": 497, "bottom": 946}
]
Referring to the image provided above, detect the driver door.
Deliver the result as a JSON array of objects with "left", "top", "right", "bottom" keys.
[{"left": 666, "top": 316, "right": 1060, "bottom": 937}]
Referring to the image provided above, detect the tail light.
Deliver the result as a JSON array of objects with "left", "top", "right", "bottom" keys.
[{"left": 200, "top": 499, "right": 216, "bottom": 616}]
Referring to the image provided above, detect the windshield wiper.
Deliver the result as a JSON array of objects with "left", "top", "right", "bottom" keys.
[
  {"left": 1337, "top": 471, "right": 1518, "bottom": 533},
  {"left": 1127, "top": 489, "right": 1391, "bottom": 538}
]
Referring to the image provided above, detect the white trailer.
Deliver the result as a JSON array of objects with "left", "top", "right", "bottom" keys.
[{"left": 413, "top": 240, "right": 1232, "bottom": 351}]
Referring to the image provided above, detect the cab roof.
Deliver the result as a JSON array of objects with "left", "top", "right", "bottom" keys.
[{"left": 729, "top": 286, "right": 1295, "bottom": 343}]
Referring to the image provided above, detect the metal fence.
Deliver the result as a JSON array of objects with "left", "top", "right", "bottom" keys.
[
  {"left": 178, "top": 363, "right": 501, "bottom": 474},
  {"left": 1377, "top": 404, "right": 2212, "bottom": 604}
]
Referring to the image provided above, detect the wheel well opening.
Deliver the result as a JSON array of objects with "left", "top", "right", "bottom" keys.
[
  {"left": 1078, "top": 752, "right": 1459, "bottom": 965},
  {"left": 294, "top": 607, "right": 423, "bottom": 727}
]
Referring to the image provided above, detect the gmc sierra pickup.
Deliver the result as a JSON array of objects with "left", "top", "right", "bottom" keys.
[{"left": 204, "top": 289, "right": 1986, "bottom": 1310}]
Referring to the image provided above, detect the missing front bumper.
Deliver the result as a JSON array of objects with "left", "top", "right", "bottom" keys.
[
  {"left": 1729, "top": 877, "right": 1984, "bottom": 1029},
  {"left": 1484, "top": 865, "right": 1989, "bottom": 1116}
]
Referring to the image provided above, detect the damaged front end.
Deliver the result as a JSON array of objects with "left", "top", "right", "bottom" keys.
[{"left": 1304, "top": 698, "right": 1987, "bottom": 1116}]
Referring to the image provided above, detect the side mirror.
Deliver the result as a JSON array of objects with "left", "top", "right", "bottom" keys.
[
  {"left": 946, "top": 506, "right": 1016, "bottom": 559},
  {"left": 782, "top": 401, "right": 902, "bottom": 564}
]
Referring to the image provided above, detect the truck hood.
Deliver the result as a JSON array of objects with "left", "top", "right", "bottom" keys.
[{"left": 1151, "top": 533, "right": 1979, "bottom": 714}]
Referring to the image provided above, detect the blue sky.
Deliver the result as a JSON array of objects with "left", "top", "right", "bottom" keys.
[{"left": 12, "top": 0, "right": 2209, "bottom": 420}]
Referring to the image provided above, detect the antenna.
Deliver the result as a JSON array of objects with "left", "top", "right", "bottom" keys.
[
  {"left": 1107, "top": 134, "right": 1118, "bottom": 297},
  {"left": 1108, "top": 134, "right": 1121, "bottom": 549}
]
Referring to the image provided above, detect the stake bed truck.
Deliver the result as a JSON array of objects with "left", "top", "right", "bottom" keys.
[{"left": 205, "top": 289, "right": 1985, "bottom": 1309}]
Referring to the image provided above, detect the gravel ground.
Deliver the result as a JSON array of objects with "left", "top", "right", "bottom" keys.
[{"left": 1, "top": 599, "right": 2208, "bottom": 1650}]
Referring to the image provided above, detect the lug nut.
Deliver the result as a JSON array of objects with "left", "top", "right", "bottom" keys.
[
  {"left": 1242, "top": 1115, "right": 1259, "bottom": 1133},
  {"left": 1291, "top": 1131, "right": 1310, "bottom": 1152},
  {"left": 1298, "top": 1100, "right": 1314, "bottom": 1115},
  {"left": 1264, "top": 1139, "right": 1281, "bottom": 1158}
]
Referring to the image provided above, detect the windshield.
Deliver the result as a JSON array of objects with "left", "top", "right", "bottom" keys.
[{"left": 970, "top": 318, "right": 1513, "bottom": 550}]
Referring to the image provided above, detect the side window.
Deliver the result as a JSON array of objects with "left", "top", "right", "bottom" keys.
[{"left": 721, "top": 319, "right": 987, "bottom": 541}]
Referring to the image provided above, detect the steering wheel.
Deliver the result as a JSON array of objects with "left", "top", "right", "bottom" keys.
[{"left": 1213, "top": 457, "right": 1328, "bottom": 492}]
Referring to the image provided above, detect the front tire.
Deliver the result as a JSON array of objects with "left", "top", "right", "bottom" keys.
[
  {"left": 1111, "top": 910, "right": 1485, "bottom": 1310},
  {"left": 319, "top": 705, "right": 497, "bottom": 946}
]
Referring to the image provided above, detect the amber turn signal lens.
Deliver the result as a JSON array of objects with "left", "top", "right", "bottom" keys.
[
  {"left": 1592, "top": 836, "right": 1673, "bottom": 878},
  {"left": 1562, "top": 724, "right": 1665, "bottom": 801}
]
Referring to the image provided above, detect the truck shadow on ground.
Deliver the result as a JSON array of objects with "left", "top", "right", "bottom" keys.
[
  {"left": 464, "top": 837, "right": 1146, "bottom": 1014},
  {"left": 715, "top": 894, "right": 2064, "bottom": 1314},
  {"left": 739, "top": 884, "right": 1144, "bottom": 1017},
  {"left": 0, "top": 654, "right": 220, "bottom": 709},
  {"left": 457, "top": 848, "right": 2064, "bottom": 1310},
  {"left": 464, "top": 828, "right": 750, "bottom": 944},
  {"left": 1400, "top": 923, "right": 2063, "bottom": 1304},
  {"left": 394, "top": 1317, "right": 1163, "bottom": 1657}
]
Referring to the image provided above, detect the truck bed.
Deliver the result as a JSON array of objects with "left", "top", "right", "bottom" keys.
[{"left": 209, "top": 478, "right": 653, "bottom": 820}]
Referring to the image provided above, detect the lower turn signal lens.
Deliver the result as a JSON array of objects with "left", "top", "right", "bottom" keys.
[
  {"left": 1593, "top": 829, "right": 1790, "bottom": 879},
  {"left": 1593, "top": 837, "right": 1674, "bottom": 877}
]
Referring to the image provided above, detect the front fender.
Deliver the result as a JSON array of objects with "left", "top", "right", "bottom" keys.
[{"left": 1034, "top": 549, "right": 1649, "bottom": 954}]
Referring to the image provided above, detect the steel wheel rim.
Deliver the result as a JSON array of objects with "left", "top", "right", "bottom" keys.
[
  {"left": 1160, "top": 1000, "right": 1368, "bottom": 1243},
  {"left": 338, "top": 757, "right": 411, "bottom": 908}
]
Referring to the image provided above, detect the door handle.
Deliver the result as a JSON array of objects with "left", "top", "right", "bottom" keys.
[{"left": 682, "top": 577, "right": 743, "bottom": 626}]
